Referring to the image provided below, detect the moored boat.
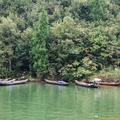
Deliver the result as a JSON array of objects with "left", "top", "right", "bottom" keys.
[
  {"left": 96, "top": 82, "right": 120, "bottom": 86},
  {"left": 44, "top": 79, "right": 69, "bottom": 86},
  {"left": 0, "top": 79, "right": 28, "bottom": 86},
  {"left": 75, "top": 80, "right": 100, "bottom": 88}
]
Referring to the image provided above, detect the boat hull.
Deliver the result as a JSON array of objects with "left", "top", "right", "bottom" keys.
[
  {"left": 45, "top": 79, "right": 69, "bottom": 86},
  {"left": 75, "top": 80, "right": 100, "bottom": 88},
  {"left": 0, "top": 79, "right": 28, "bottom": 86},
  {"left": 97, "top": 82, "right": 120, "bottom": 86}
]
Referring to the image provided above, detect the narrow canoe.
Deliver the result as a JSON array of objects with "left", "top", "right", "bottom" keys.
[
  {"left": 75, "top": 80, "right": 100, "bottom": 88},
  {"left": 96, "top": 82, "right": 120, "bottom": 86},
  {"left": 0, "top": 79, "right": 28, "bottom": 86},
  {"left": 44, "top": 79, "right": 69, "bottom": 86}
]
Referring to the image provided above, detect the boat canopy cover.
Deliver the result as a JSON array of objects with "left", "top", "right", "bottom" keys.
[
  {"left": 7, "top": 81, "right": 13, "bottom": 83},
  {"left": 58, "top": 81, "right": 66, "bottom": 83},
  {"left": 91, "top": 78, "right": 102, "bottom": 82}
]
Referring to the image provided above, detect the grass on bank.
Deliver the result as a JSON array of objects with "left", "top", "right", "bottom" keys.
[
  {"left": 27, "top": 67, "right": 120, "bottom": 82},
  {"left": 90, "top": 67, "right": 120, "bottom": 82}
]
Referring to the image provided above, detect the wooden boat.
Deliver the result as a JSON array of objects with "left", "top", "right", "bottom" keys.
[
  {"left": 0, "top": 79, "right": 28, "bottom": 86},
  {"left": 44, "top": 79, "right": 69, "bottom": 86},
  {"left": 75, "top": 80, "right": 100, "bottom": 88},
  {"left": 96, "top": 82, "right": 120, "bottom": 86}
]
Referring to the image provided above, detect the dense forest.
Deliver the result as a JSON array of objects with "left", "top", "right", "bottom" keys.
[{"left": 0, "top": 0, "right": 120, "bottom": 81}]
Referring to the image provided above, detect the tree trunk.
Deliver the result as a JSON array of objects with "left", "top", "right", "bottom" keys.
[
  {"left": 9, "top": 59, "right": 12, "bottom": 71},
  {"left": 36, "top": 72, "right": 43, "bottom": 80}
]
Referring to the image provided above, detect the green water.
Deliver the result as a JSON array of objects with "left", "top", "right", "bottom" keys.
[{"left": 0, "top": 83, "right": 120, "bottom": 120}]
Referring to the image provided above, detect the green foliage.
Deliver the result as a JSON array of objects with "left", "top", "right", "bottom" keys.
[
  {"left": 0, "top": 0, "right": 120, "bottom": 80},
  {"left": 0, "top": 16, "right": 19, "bottom": 78},
  {"left": 60, "top": 0, "right": 71, "bottom": 7},
  {"left": 70, "top": 0, "right": 89, "bottom": 21},
  {"left": 88, "top": 0, "right": 106, "bottom": 21}
]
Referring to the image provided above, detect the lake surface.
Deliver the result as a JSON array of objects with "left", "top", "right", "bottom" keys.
[{"left": 0, "top": 83, "right": 120, "bottom": 120}]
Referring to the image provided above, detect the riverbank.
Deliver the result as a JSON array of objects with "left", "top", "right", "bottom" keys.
[
  {"left": 28, "top": 68, "right": 120, "bottom": 83},
  {"left": 2, "top": 68, "right": 119, "bottom": 83},
  {"left": 89, "top": 68, "right": 120, "bottom": 83},
  {"left": 27, "top": 70, "right": 120, "bottom": 83}
]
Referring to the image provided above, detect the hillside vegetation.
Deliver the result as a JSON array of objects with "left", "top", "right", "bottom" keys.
[{"left": 0, "top": 0, "right": 120, "bottom": 81}]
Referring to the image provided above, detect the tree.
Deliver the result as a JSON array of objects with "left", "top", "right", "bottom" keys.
[
  {"left": 14, "top": 27, "right": 32, "bottom": 71},
  {"left": 50, "top": 16, "right": 89, "bottom": 81},
  {"left": 30, "top": 8, "right": 49, "bottom": 79},
  {"left": 88, "top": 0, "right": 106, "bottom": 21},
  {"left": 0, "top": 16, "right": 19, "bottom": 78}
]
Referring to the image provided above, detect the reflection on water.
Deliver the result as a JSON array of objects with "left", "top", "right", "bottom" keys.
[{"left": 0, "top": 83, "right": 120, "bottom": 120}]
